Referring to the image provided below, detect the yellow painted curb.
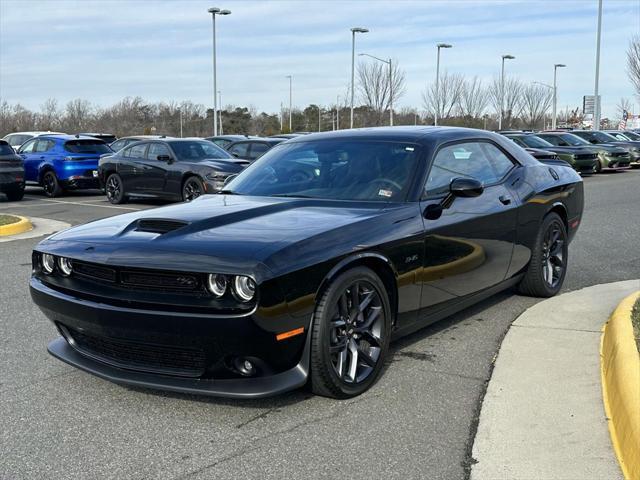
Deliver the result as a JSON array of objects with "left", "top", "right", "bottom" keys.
[
  {"left": 0, "top": 215, "right": 33, "bottom": 236},
  {"left": 601, "top": 290, "right": 640, "bottom": 480}
]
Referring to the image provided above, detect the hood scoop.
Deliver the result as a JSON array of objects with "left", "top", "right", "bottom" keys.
[{"left": 135, "top": 218, "right": 189, "bottom": 234}]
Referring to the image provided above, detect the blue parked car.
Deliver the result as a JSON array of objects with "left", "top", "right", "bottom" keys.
[{"left": 17, "top": 134, "right": 112, "bottom": 197}]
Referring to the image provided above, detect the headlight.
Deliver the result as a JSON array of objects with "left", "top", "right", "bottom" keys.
[
  {"left": 58, "top": 257, "right": 73, "bottom": 276},
  {"left": 233, "top": 275, "right": 256, "bottom": 302},
  {"left": 206, "top": 273, "right": 228, "bottom": 297},
  {"left": 42, "top": 253, "right": 55, "bottom": 274},
  {"left": 205, "top": 171, "right": 225, "bottom": 181}
]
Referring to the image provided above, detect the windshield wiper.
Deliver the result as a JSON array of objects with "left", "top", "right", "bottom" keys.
[{"left": 270, "top": 193, "right": 314, "bottom": 198}]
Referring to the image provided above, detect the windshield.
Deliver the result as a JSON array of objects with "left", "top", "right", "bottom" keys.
[
  {"left": 7, "top": 134, "right": 31, "bottom": 147},
  {"left": 622, "top": 131, "right": 640, "bottom": 140},
  {"left": 558, "top": 134, "right": 591, "bottom": 146},
  {"left": 518, "top": 135, "right": 554, "bottom": 149},
  {"left": 225, "top": 140, "right": 421, "bottom": 202},
  {"left": 64, "top": 140, "right": 112, "bottom": 154},
  {"left": 577, "top": 131, "right": 617, "bottom": 143},
  {"left": 168, "top": 141, "right": 231, "bottom": 161}
]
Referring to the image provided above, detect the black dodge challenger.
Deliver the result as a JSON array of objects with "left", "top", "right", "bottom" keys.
[{"left": 30, "top": 127, "right": 583, "bottom": 399}]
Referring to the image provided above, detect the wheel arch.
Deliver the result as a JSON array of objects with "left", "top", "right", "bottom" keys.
[
  {"left": 547, "top": 201, "right": 568, "bottom": 230},
  {"left": 316, "top": 252, "right": 399, "bottom": 326},
  {"left": 37, "top": 164, "right": 55, "bottom": 184}
]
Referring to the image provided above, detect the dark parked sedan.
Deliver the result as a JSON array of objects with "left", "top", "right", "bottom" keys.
[
  {"left": 226, "top": 137, "right": 285, "bottom": 162},
  {"left": 0, "top": 140, "right": 25, "bottom": 201},
  {"left": 31, "top": 127, "right": 583, "bottom": 399},
  {"left": 205, "top": 135, "right": 256, "bottom": 149},
  {"left": 98, "top": 138, "right": 244, "bottom": 204},
  {"left": 537, "top": 132, "right": 630, "bottom": 171}
]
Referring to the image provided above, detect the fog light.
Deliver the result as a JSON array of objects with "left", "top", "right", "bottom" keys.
[
  {"left": 42, "top": 254, "right": 55, "bottom": 274},
  {"left": 58, "top": 257, "right": 73, "bottom": 276},
  {"left": 233, "top": 357, "right": 256, "bottom": 376},
  {"left": 233, "top": 275, "right": 256, "bottom": 302},
  {"left": 206, "top": 274, "right": 228, "bottom": 297}
]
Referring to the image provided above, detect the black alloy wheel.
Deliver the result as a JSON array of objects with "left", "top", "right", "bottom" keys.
[
  {"left": 311, "top": 267, "right": 391, "bottom": 398},
  {"left": 517, "top": 212, "right": 568, "bottom": 297},
  {"left": 42, "top": 171, "right": 62, "bottom": 198},
  {"left": 105, "top": 173, "right": 126, "bottom": 204},
  {"left": 182, "top": 176, "right": 204, "bottom": 202}
]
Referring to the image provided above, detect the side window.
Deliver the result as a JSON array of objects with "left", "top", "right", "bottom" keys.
[
  {"left": 110, "top": 139, "right": 125, "bottom": 151},
  {"left": 228, "top": 142, "right": 249, "bottom": 158},
  {"left": 146, "top": 143, "right": 170, "bottom": 159},
  {"left": 19, "top": 139, "right": 37, "bottom": 153},
  {"left": 34, "top": 139, "right": 55, "bottom": 153},
  {"left": 129, "top": 143, "right": 147, "bottom": 159},
  {"left": 249, "top": 142, "right": 269, "bottom": 159},
  {"left": 540, "top": 135, "right": 560, "bottom": 146},
  {"left": 425, "top": 141, "right": 514, "bottom": 197}
]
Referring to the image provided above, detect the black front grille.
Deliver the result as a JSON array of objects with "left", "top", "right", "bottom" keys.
[
  {"left": 576, "top": 154, "right": 597, "bottom": 160},
  {"left": 121, "top": 270, "right": 200, "bottom": 290},
  {"left": 610, "top": 152, "right": 628, "bottom": 158},
  {"left": 73, "top": 261, "right": 116, "bottom": 282},
  {"left": 63, "top": 325, "right": 206, "bottom": 377},
  {"left": 136, "top": 219, "right": 188, "bottom": 234}
]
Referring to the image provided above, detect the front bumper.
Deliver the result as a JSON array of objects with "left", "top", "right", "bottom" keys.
[{"left": 30, "top": 277, "right": 310, "bottom": 398}]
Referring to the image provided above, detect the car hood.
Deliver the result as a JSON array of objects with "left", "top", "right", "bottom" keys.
[
  {"left": 540, "top": 146, "right": 595, "bottom": 155},
  {"left": 181, "top": 158, "right": 245, "bottom": 173},
  {"left": 588, "top": 143, "right": 629, "bottom": 154},
  {"left": 37, "top": 194, "right": 391, "bottom": 278}
]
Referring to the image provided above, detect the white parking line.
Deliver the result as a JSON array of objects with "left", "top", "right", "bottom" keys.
[
  {"left": 3, "top": 197, "right": 145, "bottom": 211},
  {"left": 41, "top": 199, "right": 144, "bottom": 210}
]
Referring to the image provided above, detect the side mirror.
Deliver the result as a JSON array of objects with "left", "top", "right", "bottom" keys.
[
  {"left": 449, "top": 177, "right": 484, "bottom": 198},
  {"left": 231, "top": 152, "right": 240, "bottom": 158},
  {"left": 223, "top": 174, "right": 238, "bottom": 186},
  {"left": 157, "top": 154, "right": 172, "bottom": 163}
]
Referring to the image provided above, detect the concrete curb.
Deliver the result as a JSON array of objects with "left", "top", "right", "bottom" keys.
[
  {"left": 0, "top": 215, "right": 33, "bottom": 236},
  {"left": 601, "top": 291, "right": 640, "bottom": 480},
  {"left": 471, "top": 280, "right": 640, "bottom": 480}
]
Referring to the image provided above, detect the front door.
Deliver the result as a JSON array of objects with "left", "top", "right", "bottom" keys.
[
  {"left": 419, "top": 140, "right": 519, "bottom": 313},
  {"left": 18, "top": 139, "right": 38, "bottom": 182}
]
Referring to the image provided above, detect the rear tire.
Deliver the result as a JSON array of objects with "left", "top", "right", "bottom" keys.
[
  {"left": 310, "top": 266, "right": 391, "bottom": 399},
  {"left": 5, "top": 187, "right": 25, "bottom": 201},
  {"left": 105, "top": 173, "right": 127, "bottom": 204},
  {"left": 41, "top": 171, "right": 62, "bottom": 198},
  {"left": 517, "top": 212, "right": 568, "bottom": 298}
]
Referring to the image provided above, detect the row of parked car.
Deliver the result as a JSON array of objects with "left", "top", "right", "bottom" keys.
[
  {"left": 0, "top": 131, "right": 307, "bottom": 202},
  {"left": 0, "top": 128, "right": 638, "bottom": 203}
]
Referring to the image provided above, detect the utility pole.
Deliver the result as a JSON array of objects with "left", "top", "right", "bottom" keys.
[{"left": 593, "top": 0, "right": 603, "bottom": 130}]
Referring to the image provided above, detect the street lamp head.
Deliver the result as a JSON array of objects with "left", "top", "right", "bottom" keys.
[
  {"left": 437, "top": 43, "right": 452, "bottom": 49},
  {"left": 351, "top": 27, "right": 369, "bottom": 33},
  {"left": 207, "top": 7, "right": 220, "bottom": 14},
  {"left": 502, "top": 54, "right": 515, "bottom": 60},
  {"left": 219, "top": 9, "right": 231, "bottom": 15},
  {"left": 555, "top": 63, "right": 566, "bottom": 68}
]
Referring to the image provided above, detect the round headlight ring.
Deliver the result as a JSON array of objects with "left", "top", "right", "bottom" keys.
[
  {"left": 58, "top": 257, "right": 73, "bottom": 276},
  {"left": 233, "top": 275, "right": 256, "bottom": 302},
  {"left": 207, "top": 274, "right": 228, "bottom": 297},
  {"left": 42, "top": 253, "right": 55, "bottom": 274}
]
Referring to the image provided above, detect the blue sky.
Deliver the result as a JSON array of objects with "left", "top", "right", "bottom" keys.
[{"left": 0, "top": 0, "right": 638, "bottom": 119}]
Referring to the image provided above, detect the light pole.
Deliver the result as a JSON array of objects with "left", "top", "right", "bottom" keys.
[
  {"left": 593, "top": 0, "right": 602, "bottom": 130},
  {"left": 435, "top": 43, "right": 452, "bottom": 126},
  {"left": 350, "top": 27, "right": 369, "bottom": 129},
  {"left": 499, "top": 54, "right": 515, "bottom": 130},
  {"left": 552, "top": 64, "right": 566, "bottom": 130},
  {"left": 207, "top": 7, "right": 231, "bottom": 137},
  {"left": 218, "top": 90, "right": 223, "bottom": 134},
  {"left": 359, "top": 53, "right": 393, "bottom": 126},
  {"left": 286, "top": 75, "right": 292, "bottom": 132}
]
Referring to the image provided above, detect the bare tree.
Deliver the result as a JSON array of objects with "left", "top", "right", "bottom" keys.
[
  {"left": 627, "top": 35, "right": 640, "bottom": 97},
  {"left": 357, "top": 59, "right": 406, "bottom": 126},
  {"left": 488, "top": 76, "right": 524, "bottom": 128},
  {"left": 616, "top": 97, "right": 632, "bottom": 120},
  {"left": 520, "top": 84, "right": 553, "bottom": 129},
  {"left": 63, "top": 99, "right": 93, "bottom": 132},
  {"left": 421, "top": 71, "right": 464, "bottom": 123},
  {"left": 38, "top": 98, "right": 60, "bottom": 131},
  {"left": 457, "top": 76, "right": 489, "bottom": 120}
]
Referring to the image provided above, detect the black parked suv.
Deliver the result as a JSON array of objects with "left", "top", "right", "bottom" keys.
[
  {"left": 226, "top": 138, "right": 285, "bottom": 162},
  {"left": 0, "top": 140, "right": 25, "bottom": 201},
  {"left": 98, "top": 138, "right": 245, "bottom": 204}
]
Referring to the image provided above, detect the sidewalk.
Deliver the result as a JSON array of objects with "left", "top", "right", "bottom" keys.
[{"left": 471, "top": 280, "right": 640, "bottom": 480}]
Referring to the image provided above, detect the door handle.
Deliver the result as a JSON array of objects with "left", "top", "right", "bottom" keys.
[{"left": 499, "top": 195, "right": 511, "bottom": 205}]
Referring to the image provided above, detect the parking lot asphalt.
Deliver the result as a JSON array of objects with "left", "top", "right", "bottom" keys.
[{"left": 1, "top": 170, "right": 639, "bottom": 480}]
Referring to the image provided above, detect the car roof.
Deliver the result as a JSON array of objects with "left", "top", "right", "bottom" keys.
[
  {"left": 37, "top": 134, "right": 105, "bottom": 141},
  {"left": 4, "top": 131, "right": 65, "bottom": 137},
  {"left": 118, "top": 135, "right": 172, "bottom": 140},
  {"left": 207, "top": 135, "right": 256, "bottom": 140},
  {"left": 282, "top": 126, "right": 499, "bottom": 144}
]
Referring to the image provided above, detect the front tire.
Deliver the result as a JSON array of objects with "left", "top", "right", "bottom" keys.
[
  {"left": 182, "top": 176, "right": 204, "bottom": 202},
  {"left": 41, "top": 171, "right": 62, "bottom": 198},
  {"left": 105, "top": 173, "right": 127, "bottom": 204},
  {"left": 310, "top": 267, "right": 391, "bottom": 399},
  {"left": 517, "top": 212, "right": 568, "bottom": 297}
]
